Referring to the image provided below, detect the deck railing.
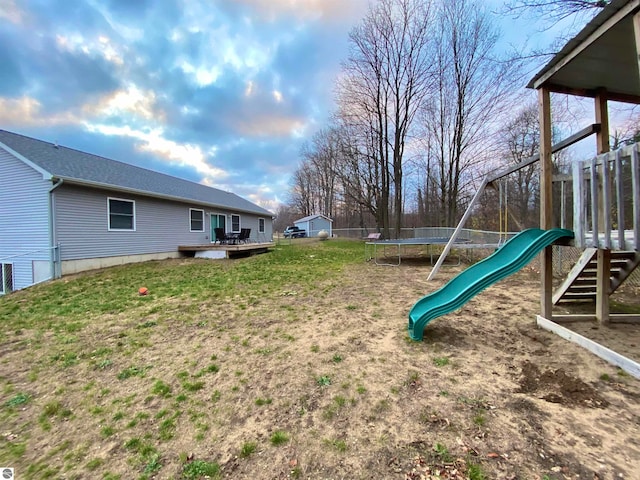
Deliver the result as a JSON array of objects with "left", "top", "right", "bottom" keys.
[{"left": 572, "top": 142, "right": 640, "bottom": 250}]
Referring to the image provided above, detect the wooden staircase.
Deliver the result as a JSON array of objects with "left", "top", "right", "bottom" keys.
[{"left": 553, "top": 249, "right": 640, "bottom": 304}]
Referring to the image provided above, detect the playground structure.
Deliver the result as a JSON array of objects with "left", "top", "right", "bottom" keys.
[
  {"left": 410, "top": 0, "right": 640, "bottom": 374},
  {"left": 530, "top": 0, "right": 640, "bottom": 327}
]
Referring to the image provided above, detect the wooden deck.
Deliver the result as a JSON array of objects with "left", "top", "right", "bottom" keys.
[{"left": 178, "top": 242, "right": 275, "bottom": 258}]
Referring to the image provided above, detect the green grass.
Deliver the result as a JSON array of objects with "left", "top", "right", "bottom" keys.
[
  {"left": 323, "top": 438, "right": 348, "bottom": 452},
  {"left": 0, "top": 240, "right": 373, "bottom": 478},
  {"left": 433, "top": 442, "right": 453, "bottom": 462},
  {"left": 182, "top": 459, "right": 220, "bottom": 479},
  {"left": 4, "top": 392, "right": 30, "bottom": 408},
  {"left": 151, "top": 380, "right": 172, "bottom": 397},
  {"left": 182, "top": 381, "right": 205, "bottom": 392},
  {"left": 117, "top": 366, "right": 147, "bottom": 380},
  {"left": 466, "top": 460, "right": 487, "bottom": 480},
  {"left": 432, "top": 356, "right": 450, "bottom": 367},
  {"left": 473, "top": 412, "right": 486, "bottom": 427},
  {"left": 143, "top": 453, "right": 162, "bottom": 475},
  {"left": 240, "top": 441, "right": 257, "bottom": 457},
  {"left": 0, "top": 240, "right": 363, "bottom": 332},
  {"left": 270, "top": 430, "right": 289, "bottom": 446}
]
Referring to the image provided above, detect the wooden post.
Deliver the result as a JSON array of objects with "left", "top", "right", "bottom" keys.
[
  {"left": 539, "top": 87, "right": 553, "bottom": 319},
  {"left": 594, "top": 90, "right": 609, "bottom": 155},
  {"left": 594, "top": 89, "right": 610, "bottom": 235},
  {"left": 573, "top": 161, "right": 586, "bottom": 248},
  {"left": 594, "top": 89, "right": 611, "bottom": 324},
  {"left": 633, "top": 12, "right": 640, "bottom": 251},
  {"left": 634, "top": 11, "right": 640, "bottom": 78},
  {"left": 596, "top": 248, "right": 611, "bottom": 325}
]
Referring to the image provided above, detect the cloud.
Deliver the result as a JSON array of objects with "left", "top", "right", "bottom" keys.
[
  {"left": 0, "top": 0, "right": 367, "bottom": 206},
  {"left": 84, "top": 86, "right": 166, "bottom": 123},
  {"left": 232, "top": 112, "right": 306, "bottom": 138},
  {"left": 0, "top": 0, "right": 26, "bottom": 24},
  {"left": 85, "top": 123, "right": 228, "bottom": 182},
  {"left": 0, "top": 96, "right": 79, "bottom": 126},
  {"left": 231, "top": 0, "right": 369, "bottom": 24}
]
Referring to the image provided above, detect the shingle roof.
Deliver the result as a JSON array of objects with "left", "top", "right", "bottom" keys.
[
  {"left": 295, "top": 214, "right": 332, "bottom": 223},
  {"left": 0, "top": 129, "right": 272, "bottom": 216}
]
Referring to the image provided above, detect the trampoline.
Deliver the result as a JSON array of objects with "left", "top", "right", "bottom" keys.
[{"left": 365, "top": 237, "right": 472, "bottom": 266}]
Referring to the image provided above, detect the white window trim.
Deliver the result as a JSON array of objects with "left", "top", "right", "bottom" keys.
[
  {"left": 231, "top": 214, "right": 241, "bottom": 233},
  {"left": 107, "top": 197, "right": 136, "bottom": 232},
  {"left": 0, "top": 263, "right": 12, "bottom": 294},
  {"left": 189, "top": 208, "right": 205, "bottom": 232},
  {"left": 258, "top": 217, "right": 265, "bottom": 233}
]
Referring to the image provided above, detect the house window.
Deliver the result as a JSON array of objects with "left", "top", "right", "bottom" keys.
[
  {"left": 0, "top": 263, "right": 13, "bottom": 294},
  {"left": 189, "top": 208, "right": 204, "bottom": 232},
  {"left": 258, "top": 218, "right": 265, "bottom": 233},
  {"left": 108, "top": 198, "right": 135, "bottom": 231},
  {"left": 231, "top": 214, "right": 240, "bottom": 233}
]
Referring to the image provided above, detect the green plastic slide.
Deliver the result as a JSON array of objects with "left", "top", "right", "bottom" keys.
[{"left": 408, "top": 228, "right": 574, "bottom": 341}]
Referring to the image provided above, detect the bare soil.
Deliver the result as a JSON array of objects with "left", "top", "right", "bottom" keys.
[{"left": 2, "top": 253, "right": 640, "bottom": 479}]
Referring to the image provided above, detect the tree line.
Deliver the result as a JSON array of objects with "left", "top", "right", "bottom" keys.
[{"left": 280, "top": 0, "right": 619, "bottom": 237}]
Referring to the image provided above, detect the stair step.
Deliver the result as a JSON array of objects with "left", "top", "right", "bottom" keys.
[
  {"left": 562, "top": 292, "right": 597, "bottom": 299},
  {"left": 611, "top": 259, "right": 632, "bottom": 267},
  {"left": 556, "top": 298, "right": 596, "bottom": 304},
  {"left": 553, "top": 250, "right": 640, "bottom": 306},
  {"left": 611, "top": 251, "right": 638, "bottom": 260},
  {"left": 567, "top": 285, "right": 597, "bottom": 292}
]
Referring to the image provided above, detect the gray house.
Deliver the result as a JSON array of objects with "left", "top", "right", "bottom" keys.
[
  {"left": 294, "top": 214, "right": 332, "bottom": 238},
  {"left": 0, "top": 129, "right": 274, "bottom": 293}
]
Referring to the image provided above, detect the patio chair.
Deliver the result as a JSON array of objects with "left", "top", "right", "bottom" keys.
[
  {"left": 239, "top": 228, "right": 251, "bottom": 244},
  {"left": 213, "top": 227, "right": 227, "bottom": 244}
]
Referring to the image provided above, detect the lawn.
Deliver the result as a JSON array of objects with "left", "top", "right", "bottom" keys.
[{"left": 1, "top": 239, "right": 639, "bottom": 479}]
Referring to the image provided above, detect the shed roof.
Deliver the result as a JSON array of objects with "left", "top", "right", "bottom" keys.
[
  {"left": 295, "top": 214, "right": 333, "bottom": 223},
  {"left": 0, "top": 129, "right": 272, "bottom": 216},
  {"left": 527, "top": 0, "right": 640, "bottom": 103}
]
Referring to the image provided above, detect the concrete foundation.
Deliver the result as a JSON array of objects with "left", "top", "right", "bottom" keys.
[
  {"left": 61, "top": 251, "right": 183, "bottom": 275},
  {"left": 194, "top": 250, "right": 227, "bottom": 259}
]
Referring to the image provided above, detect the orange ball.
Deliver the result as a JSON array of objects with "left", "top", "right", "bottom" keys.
[{"left": 138, "top": 287, "right": 149, "bottom": 296}]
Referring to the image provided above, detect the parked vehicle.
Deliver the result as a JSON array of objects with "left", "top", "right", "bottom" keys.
[{"left": 283, "top": 226, "right": 306, "bottom": 238}]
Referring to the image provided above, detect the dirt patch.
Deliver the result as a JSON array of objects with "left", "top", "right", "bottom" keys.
[{"left": 517, "top": 360, "right": 609, "bottom": 408}]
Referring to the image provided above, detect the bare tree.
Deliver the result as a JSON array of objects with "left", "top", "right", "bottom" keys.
[
  {"left": 500, "top": 102, "right": 541, "bottom": 228},
  {"left": 289, "top": 162, "right": 315, "bottom": 217},
  {"left": 333, "top": 116, "right": 385, "bottom": 230},
  {"left": 420, "top": 0, "right": 518, "bottom": 227},
  {"left": 503, "top": 0, "right": 608, "bottom": 23},
  {"left": 336, "top": 0, "right": 434, "bottom": 238},
  {"left": 273, "top": 204, "right": 297, "bottom": 232},
  {"left": 289, "top": 127, "right": 342, "bottom": 220},
  {"left": 307, "top": 128, "right": 341, "bottom": 218}
]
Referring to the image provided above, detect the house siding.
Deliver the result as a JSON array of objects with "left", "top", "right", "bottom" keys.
[
  {"left": 0, "top": 149, "right": 51, "bottom": 291},
  {"left": 53, "top": 184, "right": 272, "bottom": 260}
]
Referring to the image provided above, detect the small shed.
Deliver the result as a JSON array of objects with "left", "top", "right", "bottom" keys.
[{"left": 294, "top": 214, "right": 333, "bottom": 238}]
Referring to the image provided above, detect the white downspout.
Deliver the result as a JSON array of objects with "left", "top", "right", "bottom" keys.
[{"left": 49, "top": 178, "right": 63, "bottom": 279}]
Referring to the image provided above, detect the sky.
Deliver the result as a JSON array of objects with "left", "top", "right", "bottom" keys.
[{"left": 0, "top": 0, "right": 581, "bottom": 211}]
